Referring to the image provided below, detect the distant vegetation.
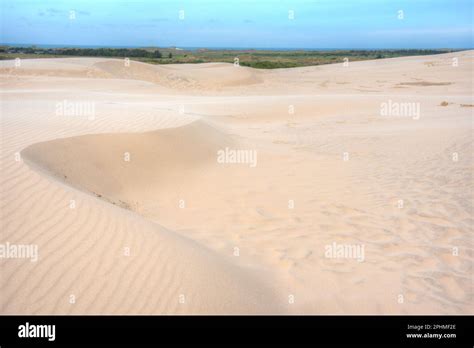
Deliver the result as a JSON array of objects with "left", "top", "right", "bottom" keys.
[
  {"left": 0, "top": 46, "right": 162, "bottom": 58},
  {"left": 58, "top": 48, "right": 162, "bottom": 58},
  {"left": 0, "top": 46, "right": 461, "bottom": 69}
]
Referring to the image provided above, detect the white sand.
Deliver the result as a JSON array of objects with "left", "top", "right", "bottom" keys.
[{"left": 0, "top": 51, "right": 472, "bottom": 314}]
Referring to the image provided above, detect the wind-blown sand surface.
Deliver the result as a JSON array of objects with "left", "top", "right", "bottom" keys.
[{"left": 0, "top": 51, "right": 472, "bottom": 314}]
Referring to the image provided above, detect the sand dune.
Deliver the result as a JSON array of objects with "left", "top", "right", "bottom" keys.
[
  {"left": 1, "top": 51, "right": 473, "bottom": 314},
  {"left": 1, "top": 58, "right": 264, "bottom": 92},
  {"left": 21, "top": 120, "right": 233, "bottom": 208}
]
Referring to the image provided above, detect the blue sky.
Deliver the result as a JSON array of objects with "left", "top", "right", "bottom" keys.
[{"left": 1, "top": 0, "right": 472, "bottom": 48}]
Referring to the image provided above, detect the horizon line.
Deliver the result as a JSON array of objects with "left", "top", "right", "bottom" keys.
[{"left": 1, "top": 43, "right": 472, "bottom": 51}]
